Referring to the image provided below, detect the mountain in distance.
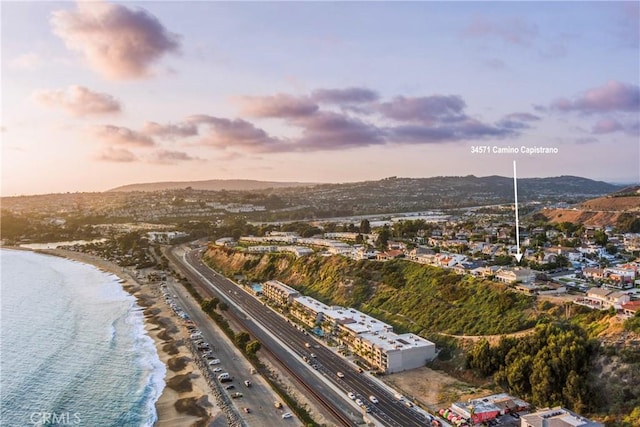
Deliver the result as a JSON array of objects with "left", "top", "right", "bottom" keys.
[
  {"left": 285, "top": 175, "right": 623, "bottom": 201},
  {"left": 108, "top": 179, "right": 317, "bottom": 192},
  {"left": 108, "top": 175, "right": 621, "bottom": 195}
]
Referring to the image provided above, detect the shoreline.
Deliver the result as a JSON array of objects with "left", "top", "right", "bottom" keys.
[{"left": 10, "top": 247, "right": 217, "bottom": 427}]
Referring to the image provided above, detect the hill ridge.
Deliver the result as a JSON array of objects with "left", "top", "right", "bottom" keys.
[{"left": 108, "top": 175, "right": 622, "bottom": 193}]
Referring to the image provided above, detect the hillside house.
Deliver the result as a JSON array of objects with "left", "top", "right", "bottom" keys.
[
  {"left": 495, "top": 267, "right": 535, "bottom": 284},
  {"left": 621, "top": 300, "right": 640, "bottom": 317},
  {"left": 577, "top": 287, "right": 631, "bottom": 310}
]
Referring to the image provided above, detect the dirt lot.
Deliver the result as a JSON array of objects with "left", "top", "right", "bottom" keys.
[{"left": 383, "top": 366, "right": 494, "bottom": 412}]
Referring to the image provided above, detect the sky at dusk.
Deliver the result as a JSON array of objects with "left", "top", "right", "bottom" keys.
[{"left": 2, "top": 1, "right": 639, "bottom": 196}]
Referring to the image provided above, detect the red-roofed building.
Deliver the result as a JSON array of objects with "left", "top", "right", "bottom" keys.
[
  {"left": 376, "top": 249, "right": 405, "bottom": 261},
  {"left": 621, "top": 300, "right": 640, "bottom": 317}
]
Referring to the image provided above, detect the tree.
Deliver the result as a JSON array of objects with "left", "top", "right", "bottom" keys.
[
  {"left": 246, "top": 340, "right": 261, "bottom": 355},
  {"left": 360, "top": 219, "right": 371, "bottom": 234},
  {"left": 200, "top": 297, "right": 219, "bottom": 313},
  {"left": 616, "top": 213, "right": 640, "bottom": 233},
  {"left": 593, "top": 230, "right": 608, "bottom": 246},
  {"left": 375, "top": 225, "right": 391, "bottom": 250},
  {"left": 236, "top": 331, "right": 250, "bottom": 349},
  {"left": 219, "top": 302, "right": 229, "bottom": 311},
  {"left": 468, "top": 339, "right": 494, "bottom": 376}
]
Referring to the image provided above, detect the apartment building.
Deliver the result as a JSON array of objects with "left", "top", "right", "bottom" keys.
[
  {"left": 262, "top": 280, "right": 300, "bottom": 307},
  {"left": 287, "top": 294, "right": 435, "bottom": 373}
]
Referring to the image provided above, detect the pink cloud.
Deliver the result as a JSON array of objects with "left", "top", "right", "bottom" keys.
[
  {"left": 592, "top": 118, "right": 624, "bottom": 134},
  {"left": 51, "top": 1, "right": 180, "bottom": 80},
  {"left": 142, "top": 121, "right": 198, "bottom": 139},
  {"left": 552, "top": 81, "right": 640, "bottom": 113},
  {"left": 179, "top": 87, "right": 525, "bottom": 154},
  {"left": 237, "top": 94, "right": 318, "bottom": 118},
  {"left": 291, "top": 111, "right": 385, "bottom": 151},
  {"left": 93, "top": 125, "right": 155, "bottom": 146},
  {"left": 311, "top": 87, "right": 379, "bottom": 104},
  {"left": 591, "top": 117, "right": 639, "bottom": 136},
  {"left": 190, "top": 115, "right": 285, "bottom": 152},
  {"left": 378, "top": 95, "right": 467, "bottom": 124},
  {"left": 96, "top": 147, "right": 138, "bottom": 162},
  {"left": 148, "top": 149, "right": 200, "bottom": 164},
  {"left": 34, "top": 85, "right": 121, "bottom": 116}
]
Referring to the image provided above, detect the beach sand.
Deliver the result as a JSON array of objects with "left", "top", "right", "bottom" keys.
[{"left": 39, "top": 249, "right": 218, "bottom": 427}]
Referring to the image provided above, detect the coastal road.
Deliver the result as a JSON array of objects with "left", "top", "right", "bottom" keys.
[
  {"left": 162, "top": 257, "right": 304, "bottom": 427},
  {"left": 171, "top": 245, "right": 433, "bottom": 427}
]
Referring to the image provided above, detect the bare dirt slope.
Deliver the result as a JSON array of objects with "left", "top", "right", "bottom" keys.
[
  {"left": 579, "top": 195, "right": 640, "bottom": 211},
  {"left": 541, "top": 208, "right": 627, "bottom": 227}
]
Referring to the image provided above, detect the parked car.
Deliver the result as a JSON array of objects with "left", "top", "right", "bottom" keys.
[
  {"left": 243, "top": 407, "right": 251, "bottom": 413},
  {"left": 282, "top": 412, "right": 292, "bottom": 419},
  {"left": 225, "top": 385, "right": 235, "bottom": 390}
]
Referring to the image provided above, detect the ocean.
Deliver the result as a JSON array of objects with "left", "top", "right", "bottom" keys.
[{"left": 0, "top": 249, "right": 166, "bottom": 427}]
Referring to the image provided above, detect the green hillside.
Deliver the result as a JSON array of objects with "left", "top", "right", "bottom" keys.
[{"left": 203, "top": 247, "right": 536, "bottom": 335}]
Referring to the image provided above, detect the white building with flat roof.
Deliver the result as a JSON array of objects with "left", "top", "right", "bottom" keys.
[
  {"left": 289, "top": 294, "right": 435, "bottom": 373},
  {"left": 520, "top": 407, "right": 603, "bottom": 427},
  {"left": 356, "top": 331, "right": 436, "bottom": 373}
]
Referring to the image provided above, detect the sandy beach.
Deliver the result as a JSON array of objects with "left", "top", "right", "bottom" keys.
[{"left": 38, "top": 248, "right": 218, "bottom": 427}]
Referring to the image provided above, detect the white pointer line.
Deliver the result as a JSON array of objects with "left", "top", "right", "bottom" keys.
[{"left": 513, "top": 160, "right": 523, "bottom": 263}]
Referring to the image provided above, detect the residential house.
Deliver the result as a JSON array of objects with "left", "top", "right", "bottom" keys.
[
  {"left": 214, "top": 237, "right": 236, "bottom": 247},
  {"left": 407, "top": 246, "right": 434, "bottom": 261},
  {"left": 579, "top": 287, "right": 631, "bottom": 310},
  {"left": 621, "top": 300, "right": 640, "bottom": 317},
  {"left": 583, "top": 268, "right": 605, "bottom": 281},
  {"left": 376, "top": 249, "right": 405, "bottom": 261},
  {"left": 604, "top": 266, "right": 636, "bottom": 288},
  {"left": 495, "top": 267, "right": 536, "bottom": 284}
]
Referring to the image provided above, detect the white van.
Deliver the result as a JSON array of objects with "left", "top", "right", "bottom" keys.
[{"left": 217, "top": 373, "right": 230, "bottom": 381}]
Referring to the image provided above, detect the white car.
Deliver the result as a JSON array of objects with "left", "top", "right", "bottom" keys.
[
  {"left": 355, "top": 398, "right": 364, "bottom": 407},
  {"left": 347, "top": 392, "right": 356, "bottom": 400},
  {"left": 212, "top": 367, "right": 223, "bottom": 373},
  {"left": 281, "top": 412, "right": 292, "bottom": 419},
  {"left": 337, "top": 372, "right": 345, "bottom": 378},
  {"left": 208, "top": 359, "right": 221, "bottom": 365},
  {"left": 369, "top": 395, "right": 379, "bottom": 404}
]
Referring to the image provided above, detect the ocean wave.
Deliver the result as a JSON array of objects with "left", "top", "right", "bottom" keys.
[{"left": 1, "top": 250, "right": 166, "bottom": 427}]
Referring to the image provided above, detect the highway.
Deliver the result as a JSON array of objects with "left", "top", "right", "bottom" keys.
[{"left": 170, "top": 245, "right": 433, "bottom": 427}]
